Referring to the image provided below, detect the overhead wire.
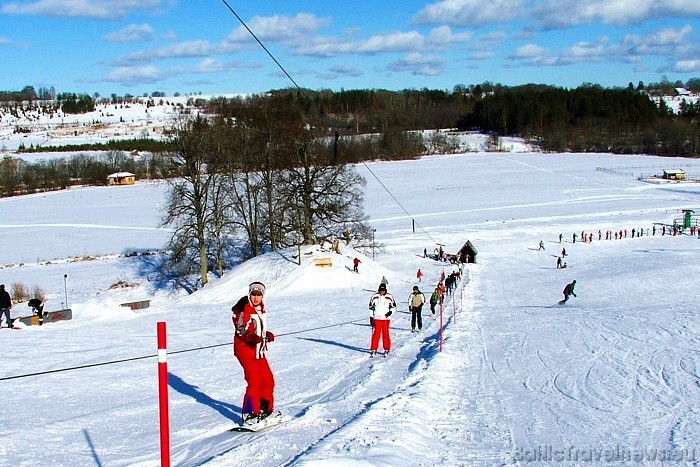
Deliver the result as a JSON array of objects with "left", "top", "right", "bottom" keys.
[
  {"left": 0, "top": 317, "right": 368, "bottom": 381},
  {"left": 218, "top": 0, "right": 440, "bottom": 246}
]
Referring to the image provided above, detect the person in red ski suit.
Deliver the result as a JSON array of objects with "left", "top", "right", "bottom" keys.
[
  {"left": 232, "top": 281, "right": 276, "bottom": 424},
  {"left": 367, "top": 283, "right": 397, "bottom": 357}
]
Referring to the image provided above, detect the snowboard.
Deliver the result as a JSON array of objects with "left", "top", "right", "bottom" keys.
[{"left": 229, "top": 412, "right": 290, "bottom": 432}]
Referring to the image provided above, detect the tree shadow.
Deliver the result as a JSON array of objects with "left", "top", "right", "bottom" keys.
[
  {"left": 129, "top": 253, "right": 198, "bottom": 294},
  {"left": 168, "top": 372, "right": 240, "bottom": 423}
]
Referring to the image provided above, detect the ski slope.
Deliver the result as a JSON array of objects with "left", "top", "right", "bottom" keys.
[{"left": 0, "top": 151, "right": 699, "bottom": 466}]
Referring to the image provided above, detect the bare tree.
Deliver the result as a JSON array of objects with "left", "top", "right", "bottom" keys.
[
  {"left": 161, "top": 116, "right": 216, "bottom": 287},
  {"left": 278, "top": 141, "right": 368, "bottom": 246}
]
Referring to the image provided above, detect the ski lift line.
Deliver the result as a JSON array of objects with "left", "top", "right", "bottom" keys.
[
  {"left": 219, "top": 0, "right": 303, "bottom": 93},
  {"left": 361, "top": 161, "right": 439, "bottom": 244},
  {"left": 218, "top": 0, "right": 442, "bottom": 248},
  {"left": 0, "top": 318, "right": 369, "bottom": 381}
]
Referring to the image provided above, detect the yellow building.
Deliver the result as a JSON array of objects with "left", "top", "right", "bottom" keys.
[{"left": 107, "top": 172, "right": 136, "bottom": 185}]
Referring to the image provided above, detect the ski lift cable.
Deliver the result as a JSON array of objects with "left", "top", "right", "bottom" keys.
[
  {"left": 0, "top": 318, "right": 369, "bottom": 381},
  {"left": 360, "top": 161, "right": 439, "bottom": 244},
  {"left": 218, "top": 1, "right": 442, "bottom": 247}
]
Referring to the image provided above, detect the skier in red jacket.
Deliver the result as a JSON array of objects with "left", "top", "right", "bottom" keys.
[{"left": 232, "top": 281, "right": 276, "bottom": 425}]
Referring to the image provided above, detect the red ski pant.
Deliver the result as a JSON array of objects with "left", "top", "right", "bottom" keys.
[
  {"left": 236, "top": 355, "right": 275, "bottom": 415},
  {"left": 370, "top": 319, "right": 391, "bottom": 351}
]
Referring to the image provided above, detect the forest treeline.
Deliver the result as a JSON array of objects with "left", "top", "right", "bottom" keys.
[
  {"left": 2, "top": 79, "right": 700, "bottom": 199},
  {"left": 3, "top": 78, "right": 700, "bottom": 158}
]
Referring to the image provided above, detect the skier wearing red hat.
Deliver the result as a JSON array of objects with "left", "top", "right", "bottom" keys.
[{"left": 231, "top": 281, "right": 277, "bottom": 425}]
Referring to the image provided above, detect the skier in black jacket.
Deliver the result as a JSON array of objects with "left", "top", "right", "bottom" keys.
[
  {"left": 0, "top": 284, "right": 13, "bottom": 328},
  {"left": 560, "top": 280, "right": 577, "bottom": 304}
]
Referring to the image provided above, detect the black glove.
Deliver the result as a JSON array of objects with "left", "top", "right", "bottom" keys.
[
  {"left": 573, "top": 293, "right": 577, "bottom": 297},
  {"left": 265, "top": 331, "right": 275, "bottom": 342},
  {"left": 385, "top": 310, "right": 393, "bottom": 318}
]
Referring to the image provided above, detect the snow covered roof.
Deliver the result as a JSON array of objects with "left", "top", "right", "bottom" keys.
[{"left": 107, "top": 171, "right": 135, "bottom": 178}]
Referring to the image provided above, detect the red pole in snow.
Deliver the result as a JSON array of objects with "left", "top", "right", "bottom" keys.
[
  {"left": 452, "top": 290, "right": 456, "bottom": 324},
  {"left": 439, "top": 299, "right": 443, "bottom": 352},
  {"left": 157, "top": 322, "right": 170, "bottom": 467}
]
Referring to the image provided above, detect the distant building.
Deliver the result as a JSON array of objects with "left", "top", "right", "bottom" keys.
[
  {"left": 662, "top": 169, "right": 686, "bottom": 181},
  {"left": 675, "top": 88, "right": 691, "bottom": 97},
  {"left": 107, "top": 172, "right": 136, "bottom": 185}
]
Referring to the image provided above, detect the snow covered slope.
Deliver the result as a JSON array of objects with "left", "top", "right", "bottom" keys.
[{"left": 0, "top": 151, "right": 699, "bottom": 466}]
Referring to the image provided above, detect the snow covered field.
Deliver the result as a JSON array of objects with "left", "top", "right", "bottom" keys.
[{"left": 0, "top": 148, "right": 699, "bottom": 466}]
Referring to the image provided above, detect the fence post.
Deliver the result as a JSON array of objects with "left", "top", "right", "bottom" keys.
[{"left": 157, "top": 322, "right": 170, "bottom": 467}]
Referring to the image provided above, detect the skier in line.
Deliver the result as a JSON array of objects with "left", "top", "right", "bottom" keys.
[
  {"left": 368, "top": 283, "right": 396, "bottom": 357},
  {"left": 408, "top": 285, "right": 425, "bottom": 332},
  {"left": 429, "top": 287, "right": 440, "bottom": 316},
  {"left": 559, "top": 280, "right": 577, "bottom": 304},
  {"left": 0, "top": 284, "right": 13, "bottom": 329},
  {"left": 231, "top": 281, "right": 277, "bottom": 425}
]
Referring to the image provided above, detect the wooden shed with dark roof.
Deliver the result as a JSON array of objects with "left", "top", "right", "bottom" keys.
[{"left": 457, "top": 240, "right": 478, "bottom": 264}]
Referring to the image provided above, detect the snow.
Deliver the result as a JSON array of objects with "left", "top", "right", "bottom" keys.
[
  {"left": 0, "top": 148, "right": 699, "bottom": 466},
  {"left": 1, "top": 100, "right": 700, "bottom": 466}
]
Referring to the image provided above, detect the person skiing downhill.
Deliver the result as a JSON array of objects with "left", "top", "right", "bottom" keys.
[
  {"left": 559, "top": 280, "right": 577, "bottom": 304},
  {"left": 231, "top": 281, "right": 277, "bottom": 425},
  {"left": 368, "top": 283, "right": 396, "bottom": 357}
]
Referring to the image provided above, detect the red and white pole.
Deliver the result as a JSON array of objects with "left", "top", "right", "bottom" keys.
[
  {"left": 439, "top": 299, "right": 443, "bottom": 352},
  {"left": 157, "top": 321, "right": 170, "bottom": 467},
  {"left": 452, "top": 290, "right": 456, "bottom": 324}
]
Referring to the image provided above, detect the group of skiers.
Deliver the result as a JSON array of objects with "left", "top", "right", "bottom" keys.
[
  {"left": 564, "top": 224, "right": 690, "bottom": 244},
  {"left": 232, "top": 257, "right": 466, "bottom": 424}
]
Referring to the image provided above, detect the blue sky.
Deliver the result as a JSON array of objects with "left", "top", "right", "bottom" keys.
[{"left": 1, "top": 0, "right": 699, "bottom": 97}]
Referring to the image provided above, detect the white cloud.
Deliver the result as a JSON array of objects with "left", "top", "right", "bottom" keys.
[
  {"left": 226, "top": 13, "right": 330, "bottom": 43},
  {"left": 104, "top": 24, "right": 155, "bottom": 43},
  {"left": 296, "top": 27, "right": 472, "bottom": 58},
  {"left": 103, "top": 65, "right": 163, "bottom": 85},
  {"left": 536, "top": 0, "right": 700, "bottom": 28},
  {"left": 0, "top": 37, "right": 13, "bottom": 45},
  {"left": 612, "top": 25, "right": 694, "bottom": 58},
  {"left": 2, "top": 0, "right": 161, "bottom": 19},
  {"left": 170, "top": 58, "right": 261, "bottom": 75},
  {"left": 413, "top": 0, "right": 525, "bottom": 26},
  {"left": 359, "top": 31, "right": 425, "bottom": 53},
  {"left": 113, "top": 40, "right": 223, "bottom": 65},
  {"left": 671, "top": 59, "right": 700, "bottom": 72},
  {"left": 427, "top": 26, "right": 472, "bottom": 46},
  {"left": 327, "top": 64, "right": 363, "bottom": 78},
  {"left": 386, "top": 53, "right": 444, "bottom": 76},
  {"left": 512, "top": 44, "right": 548, "bottom": 58}
]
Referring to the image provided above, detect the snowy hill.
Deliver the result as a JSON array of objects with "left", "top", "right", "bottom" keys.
[{"left": 0, "top": 149, "right": 699, "bottom": 466}]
